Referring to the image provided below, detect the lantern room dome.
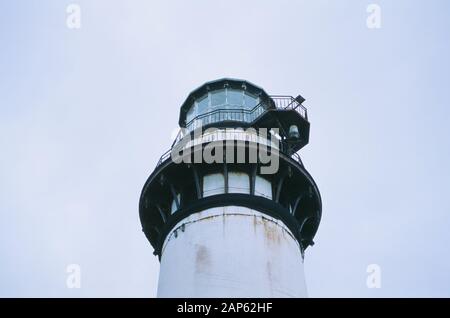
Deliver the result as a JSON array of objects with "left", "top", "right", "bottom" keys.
[{"left": 178, "top": 78, "right": 274, "bottom": 129}]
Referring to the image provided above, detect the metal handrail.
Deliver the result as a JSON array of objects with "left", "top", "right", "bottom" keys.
[
  {"left": 157, "top": 95, "right": 307, "bottom": 167},
  {"left": 185, "top": 95, "right": 307, "bottom": 131},
  {"left": 291, "top": 152, "right": 304, "bottom": 166},
  {"left": 157, "top": 148, "right": 172, "bottom": 166},
  {"left": 270, "top": 95, "right": 308, "bottom": 120},
  {"left": 158, "top": 136, "right": 304, "bottom": 167},
  {"left": 185, "top": 102, "right": 266, "bottom": 131},
  {"left": 157, "top": 142, "right": 304, "bottom": 167}
]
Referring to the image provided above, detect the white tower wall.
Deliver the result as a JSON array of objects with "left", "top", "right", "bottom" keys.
[
  {"left": 157, "top": 171, "right": 307, "bottom": 298},
  {"left": 157, "top": 207, "right": 307, "bottom": 298},
  {"left": 158, "top": 172, "right": 306, "bottom": 297}
]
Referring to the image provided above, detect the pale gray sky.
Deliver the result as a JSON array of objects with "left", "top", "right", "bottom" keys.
[{"left": 1, "top": 0, "right": 450, "bottom": 297}]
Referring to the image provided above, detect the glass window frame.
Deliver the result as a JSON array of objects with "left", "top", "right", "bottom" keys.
[{"left": 186, "top": 88, "right": 261, "bottom": 125}]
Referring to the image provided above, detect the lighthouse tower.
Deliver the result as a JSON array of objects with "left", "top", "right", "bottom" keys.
[{"left": 139, "top": 79, "right": 322, "bottom": 297}]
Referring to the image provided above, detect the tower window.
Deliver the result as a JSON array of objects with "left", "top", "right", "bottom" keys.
[
  {"left": 196, "top": 95, "right": 209, "bottom": 113},
  {"left": 185, "top": 89, "right": 262, "bottom": 129},
  {"left": 203, "top": 173, "right": 225, "bottom": 197},
  {"left": 210, "top": 90, "right": 226, "bottom": 107},
  {"left": 244, "top": 92, "right": 258, "bottom": 109},
  {"left": 227, "top": 89, "right": 244, "bottom": 107},
  {"left": 228, "top": 172, "right": 250, "bottom": 194},
  {"left": 255, "top": 176, "right": 272, "bottom": 199}
]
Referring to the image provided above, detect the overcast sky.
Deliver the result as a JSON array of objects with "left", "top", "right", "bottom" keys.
[{"left": 1, "top": 0, "right": 450, "bottom": 297}]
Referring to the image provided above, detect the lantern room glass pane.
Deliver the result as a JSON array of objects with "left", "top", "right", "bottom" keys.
[
  {"left": 186, "top": 106, "right": 195, "bottom": 124},
  {"left": 196, "top": 95, "right": 209, "bottom": 114},
  {"left": 244, "top": 92, "right": 258, "bottom": 109},
  {"left": 211, "top": 90, "right": 226, "bottom": 107},
  {"left": 227, "top": 89, "right": 243, "bottom": 107}
]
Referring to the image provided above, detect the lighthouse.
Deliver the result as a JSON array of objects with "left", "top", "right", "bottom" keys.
[{"left": 139, "top": 79, "right": 322, "bottom": 297}]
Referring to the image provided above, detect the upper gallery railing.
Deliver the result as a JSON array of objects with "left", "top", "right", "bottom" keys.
[
  {"left": 156, "top": 95, "right": 308, "bottom": 167},
  {"left": 185, "top": 95, "right": 308, "bottom": 131}
]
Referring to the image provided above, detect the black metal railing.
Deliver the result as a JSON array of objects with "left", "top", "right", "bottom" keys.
[
  {"left": 270, "top": 95, "right": 308, "bottom": 120},
  {"left": 157, "top": 148, "right": 172, "bottom": 166},
  {"left": 185, "top": 95, "right": 307, "bottom": 131},
  {"left": 156, "top": 95, "right": 308, "bottom": 167},
  {"left": 185, "top": 102, "right": 266, "bottom": 131},
  {"left": 157, "top": 139, "right": 304, "bottom": 167}
]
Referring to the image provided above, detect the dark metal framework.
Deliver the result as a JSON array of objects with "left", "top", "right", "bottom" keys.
[
  {"left": 139, "top": 79, "right": 322, "bottom": 258},
  {"left": 184, "top": 95, "right": 307, "bottom": 131},
  {"left": 157, "top": 93, "right": 309, "bottom": 167}
]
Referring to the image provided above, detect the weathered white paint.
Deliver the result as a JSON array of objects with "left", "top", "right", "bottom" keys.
[{"left": 157, "top": 207, "right": 307, "bottom": 298}]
